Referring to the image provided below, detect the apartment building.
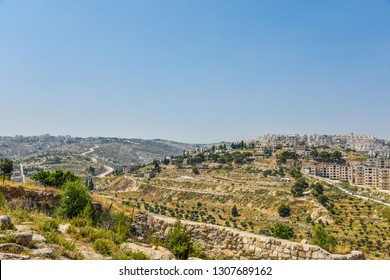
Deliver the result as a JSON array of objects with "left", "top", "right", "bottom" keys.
[{"left": 301, "top": 163, "right": 390, "bottom": 190}]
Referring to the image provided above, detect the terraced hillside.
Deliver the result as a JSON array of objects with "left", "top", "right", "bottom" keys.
[{"left": 94, "top": 158, "right": 390, "bottom": 260}]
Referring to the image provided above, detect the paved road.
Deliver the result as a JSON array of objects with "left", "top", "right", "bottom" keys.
[
  {"left": 19, "top": 164, "right": 26, "bottom": 183},
  {"left": 97, "top": 165, "right": 114, "bottom": 178},
  {"left": 81, "top": 145, "right": 113, "bottom": 178},
  {"left": 81, "top": 145, "right": 99, "bottom": 156},
  {"left": 306, "top": 174, "right": 390, "bottom": 207}
]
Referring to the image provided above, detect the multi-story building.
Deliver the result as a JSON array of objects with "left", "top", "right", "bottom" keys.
[
  {"left": 377, "top": 168, "right": 390, "bottom": 190},
  {"left": 302, "top": 162, "right": 390, "bottom": 190}
]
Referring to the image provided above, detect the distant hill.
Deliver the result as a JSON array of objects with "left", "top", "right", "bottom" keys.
[{"left": 0, "top": 135, "right": 208, "bottom": 166}]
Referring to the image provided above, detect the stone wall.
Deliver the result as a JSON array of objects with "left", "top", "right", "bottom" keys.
[
  {"left": 131, "top": 212, "right": 364, "bottom": 260},
  {"left": 0, "top": 186, "right": 60, "bottom": 214}
]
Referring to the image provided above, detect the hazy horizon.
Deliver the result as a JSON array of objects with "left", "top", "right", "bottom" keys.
[
  {"left": 0, "top": 131, "right": 387, "bottom": 145},
  {"left": 1, "top": 1, "right": 389, "bottom": 143}
]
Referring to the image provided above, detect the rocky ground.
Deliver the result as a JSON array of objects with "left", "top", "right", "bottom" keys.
[
  {"left": 0, "top": 215, "right": 176, "bottom": 260},
  {"left": 0, "top": 215, "right": 57, "bottom": 260}
]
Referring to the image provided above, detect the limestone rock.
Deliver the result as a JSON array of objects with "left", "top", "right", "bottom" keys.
[
  {"left": 32, "top": 248, "right": 56, "bottom": 259},
  {"left": 11, "top": 232, "right": 33, "bottom": 247},
  {"left": 58, "top": 223, "right": 70, "bottom": 234},
  {"left": 32, "top": 233, "right": 47, "bottom": 243},
  {"left": 0, "top": 253, "right": 30, "bottom": 260},
  {"left": 120, "top": 243, "right": 175, "bottom": 260},
  {"left": 0, "top": 243, "right": 26, "bottom": 254}
]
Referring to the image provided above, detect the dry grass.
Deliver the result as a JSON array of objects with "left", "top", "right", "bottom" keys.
[{"left": 3, "top": 180, "right": 59, "bottom": 194}]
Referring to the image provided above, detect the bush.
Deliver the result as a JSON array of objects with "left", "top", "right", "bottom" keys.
[
  {"left": 80, "top": 226, "right": 122, "bottom": 245},
  {"left": 115, "top": 212, "right": 130, "bottom": 242},
  {"left": 70, "top": 217, "right": 91, "bottom": 227},
  {"left": 57, "top": 181, "right": 92, "bottom": 219},
  {"left": 272, "top": 223, "right": 294, "bottom": 239},
  {"left": 278, "top": 204, "right": 291, "bottom": 217},
  {"left": 311, "top": 224, "right": 336, "bottom": 252},
  {"left": 189, "top": 241, "right": 208, "bottom": 259},
  {"left": 192, "top": 167, "right": 200, "bottom": 175},
  {"left": 93, "top": 238, "right": 115, "bottom": 256},
  {"left": 112, "top": 249, "right": 150, "bottom": 260},
  {"left": 169, "top": 221, "right": 191, "bottom": 260},
  {"left": 0, "top": 192, "right": 8, "bottom": 210}
]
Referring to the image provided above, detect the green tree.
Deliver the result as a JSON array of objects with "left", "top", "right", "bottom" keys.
[
  {"left": 310, "top": 148, "right": 319, "bottom": 158},
  {"left": 316, "top": 194, "right": 329, "bottom": 206},
  {"left": 291, "top": 178, "right": 308, "bottom": 197},
  {"left": 278, "top": 204, "right": 291, "bottom": 217},
  {"left": 263, "top": 147, "right": 272, "bottom": 158},
  {"left": 231, "top": 204, "right": 239, "bottom": 217},
  {"left": 86, "top": 179, "right": 94, "bottom": 191},
  {"left": 0, "top": 158, "right": 13, "bottom": 185},
  {"left": 272, "top": 223, "right": 294, "bottom": 239},
  {"left": 169, "top": 221, "right": 191, "bottom": 260},
  {"left": 311, "top": 224, "right": 336, "bottom": 251},
  {"left": 57, "top": 181, "right": 92, "bottom": 219},
  {"left": 311, "top": 183, "right": 324, "bottom": 196},
  {"left": 32, "top": 170, "right": 79, "bottom": 188}
]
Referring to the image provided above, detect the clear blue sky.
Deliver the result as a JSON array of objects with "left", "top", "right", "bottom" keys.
[{"left": 1, "top": 0, "right": 389, "bottom": 143}]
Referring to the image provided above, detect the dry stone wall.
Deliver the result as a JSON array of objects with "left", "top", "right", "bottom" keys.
[
  {"left": 131, "top": 212, "right": 364, "bottom": 260},
  {"left": 0, "top": 186, "right": 60, "bottom": 214}
]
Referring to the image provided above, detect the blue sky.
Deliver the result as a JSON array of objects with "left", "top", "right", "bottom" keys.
[{"left": 0, "top": 0, "right": 389, "bottom": 143}]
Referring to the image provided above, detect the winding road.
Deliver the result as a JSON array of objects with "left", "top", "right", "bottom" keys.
[{"left": 81, "top": 145, "right": 114, "bottom": 178}]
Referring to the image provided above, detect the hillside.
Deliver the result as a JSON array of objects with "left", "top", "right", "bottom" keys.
[
  {"left": 1, "top": 143, "right": 389, "bottom": 260},
  {"left": 2, "top": 135, "right": 206, "bottom": 179}
]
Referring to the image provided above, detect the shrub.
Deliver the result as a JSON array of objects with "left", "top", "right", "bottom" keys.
[
  {"left": 81, "top": 226, "right": 119, "bottom": 243},
  {"left": 93, "top": 238, "right": 115, "bottom": 256},
  {"left": 311, "top": 224, "right": 336, "bottom": 252},
  {"left": 192, "top": 167, "right": 200, "bottom": 175},
  {"left": 112, "top": 249, "right": 150, "bottom": 260},
  {"left": 278, "top": 204, "right": 291, "bottom": 217},
  {"left": 189, "top": 241, "right": 208, "bottom": 259},
  {"left": 0, "top": 192, "right": 8, "bottom": 210},
  {"left": 272, "top": 223, "right": 294, "bottom": 239},
  {"left": 57, "top": 181, "right": 92, "bottom": 219},
  {"left": 115, "top": 212, "right": 130, "bottom": 242},
  {"left": 70, "top": 217, "right": 91, "bottom": 227},
  {"left": 169, "top": 221, "right": 191, "bottom": 260}
]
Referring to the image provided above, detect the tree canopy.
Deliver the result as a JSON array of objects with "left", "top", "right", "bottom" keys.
[
  {"left": 0, "top": 158, "right": 13, "bottom": 185},
  {"left": 32, "top": 170, "right": 80, "bottom": 188},
  {"left": 57, "top": 181, "right": 92, "bottom": 219}
]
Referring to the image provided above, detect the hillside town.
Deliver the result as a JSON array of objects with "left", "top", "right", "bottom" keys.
[{"left": 254, "top": 134, "right": 390, "bottom": 190}]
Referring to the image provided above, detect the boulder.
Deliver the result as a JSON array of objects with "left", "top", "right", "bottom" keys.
[
  {"left": 0, "top": 243, "right": 26, "bottom": 254},
  {"left": 0, "top": 215, "right": 13, "bottom": 230},
  {"left": 32, "top": 248, "right": 56, "bottom": 259},
  {"left": 11, "top": 232, "right": 33, "bottom": 247},
  {"left": 32, "top": 233, "right": 47, "bottom": 243}
]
